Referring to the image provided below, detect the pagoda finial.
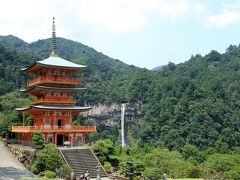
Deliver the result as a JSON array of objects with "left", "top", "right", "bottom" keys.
[{"left": 50, "top": 17, "right": 57, "bottom": 57}]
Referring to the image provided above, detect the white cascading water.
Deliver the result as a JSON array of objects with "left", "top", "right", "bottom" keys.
[{"left": 121, "top": 103, "right": 126, "bottom": 147}]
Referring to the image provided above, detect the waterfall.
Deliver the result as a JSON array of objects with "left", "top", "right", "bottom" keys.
[{"left": 121, "top": 103, "right": 126, "bottom": 147}]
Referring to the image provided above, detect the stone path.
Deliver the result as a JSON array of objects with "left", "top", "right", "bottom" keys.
[{"left": 0, "top": 141, "right": 34, "bottom": 180}]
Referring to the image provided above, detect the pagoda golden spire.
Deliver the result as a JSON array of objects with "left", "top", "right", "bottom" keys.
[{"left": 50, "top": 17, "right": 58, "bottom": 57}]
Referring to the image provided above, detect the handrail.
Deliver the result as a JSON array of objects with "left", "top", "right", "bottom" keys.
[
  {"left": 34, "top": 115, "right": 71, "bottom": 119},
  {"left": 32, "top": 97, "right": 76, "bottom": 105},
  {"left": 28, "top": 75, "right": 80, "bottom": 86}
]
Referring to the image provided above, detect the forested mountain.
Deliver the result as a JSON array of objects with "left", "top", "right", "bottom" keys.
[
  {"left": 1, "top": 35, "right": 240, "bottom": 152},
  {"left": 137, "top": 48, "right": 240, "bottom": 150},
  {"left": 0, "top": 35, "right": 136, "bottom": 103},
  {"left": 151, "top": 65, "right": 165, "bottom": 71},
  {"left": 2, "top": 35, "right": 240, "bottom": 178}
]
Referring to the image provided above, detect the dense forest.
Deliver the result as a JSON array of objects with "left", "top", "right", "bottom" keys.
[{"left": 1, "top": 35, "right": 240, "bottom": 178}]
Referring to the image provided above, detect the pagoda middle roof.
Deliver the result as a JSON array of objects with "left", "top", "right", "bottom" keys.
[
  {"left": 22, "top": 56, "right": 86, "bottom": 71},
  {"left": 16, "top": 105, "right": 91, "bottom": 112},
  {"left": 21, "top": 86, "right": 86, "bottom": 92}
]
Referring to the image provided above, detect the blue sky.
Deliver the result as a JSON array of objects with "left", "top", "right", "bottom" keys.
[{"left": 0, "top": 0, "right": 240, "bottom": 69}]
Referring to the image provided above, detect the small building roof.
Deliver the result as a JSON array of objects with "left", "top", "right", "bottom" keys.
[{"left": 22, "top": 56, "right": 86, "bottom": 72}]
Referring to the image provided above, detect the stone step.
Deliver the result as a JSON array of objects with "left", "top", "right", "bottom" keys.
[{"left": 60, "top": 148, "right": 108, "bottom": 178}]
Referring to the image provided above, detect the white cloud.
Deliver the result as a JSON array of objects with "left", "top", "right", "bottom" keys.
[
  {"left": 0, "top": 0, "right": 194, "bottom": 42},
  {"left": 76, "top": 0, "right": 155, "bottom": 33},
  {"left": 206, "top": 2, "right": 240, "bottom": 28},
  {"left": 193, "top": 3, "right": 207, "bottom": 15},
  {"left": 4, "top": 0, "right": 238, "bottom": 42},
  {"left": 158, "top": 0, "right": 190, "bottom": 20}
]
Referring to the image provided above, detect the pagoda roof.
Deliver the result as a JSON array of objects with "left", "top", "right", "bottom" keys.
[
  {"left": 21, "top": 86, "right": 86, "bottom": 93},
  {"left": 22, "top": 56, "right": 86, "bottom": 72},
  {"left": 16, "top": 105, "right": 91, "bottom": 112}
]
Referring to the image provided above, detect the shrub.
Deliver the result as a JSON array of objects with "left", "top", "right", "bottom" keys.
[
  {"left": 32, "top": 144, "right": 63, "bottom": 174},
  {"left": 206, "top": 153, "right": 237, "bottom": 172},
  {"left": 60, "top": 164, "right": 72, "bottom": 179},
  {"left": 125, "top": 161, "right": 134, "bottom": 179},
  {"left": 104, "top": 161, "right": 112, "bottom": 173},
  {"left": 32, "top": 163, "right": 40, "bottom": 174},
  {"left": 44, "top": 170, "right": 56, "bottom": 178},
  {"left": 228, "top": 168, "right": 240, "bottom": 180},
  {"left": 91, "top": 139, "right": 114, "bottom": 164},
  {"left": 144, "top": 167, "right": 163, "bottom": 180},
  {"left": 134, "top": 162, "right": 145, "bottom": 176},
  {"left": 31, "top": 132, "right": 44, "bottom": 149}
]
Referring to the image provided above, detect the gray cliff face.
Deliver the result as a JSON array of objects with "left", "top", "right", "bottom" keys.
[
  {"left": 84, "top": 103, "right": 144, "bottom": 133},
  {"left": 87, "top": 103, "right": 143, "bottom": 123}
]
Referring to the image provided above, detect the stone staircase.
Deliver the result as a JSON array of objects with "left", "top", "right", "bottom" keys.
[{"left": 59, "top": 147, "right": 108, "bottom": 178}]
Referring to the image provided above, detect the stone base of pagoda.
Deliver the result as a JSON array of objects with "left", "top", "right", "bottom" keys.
[
  {"left": 47, "top": 132, "right": 86, "bottom": 146},
  {"left": 14, "top": 132, "right": 88, "bottom": 147}
]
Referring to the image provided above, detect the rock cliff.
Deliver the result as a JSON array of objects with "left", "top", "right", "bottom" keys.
[{"left": 8, "top": 145, "right": 36, "bottom": 171}]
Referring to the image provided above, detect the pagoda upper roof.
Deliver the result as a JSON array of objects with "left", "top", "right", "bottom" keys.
[
  {"left": 16, "top": 105, "right": 91, "bottom": 112},
  {"left": 22, "top": 56, "right": 86, "bottom": 72},
  {"left": 21, "top": 86, "right": 86, "bottom": 93}
]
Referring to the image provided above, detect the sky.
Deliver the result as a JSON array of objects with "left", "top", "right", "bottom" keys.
[{"left": 1, "top": 0, "right": 240, "bottom": 69}]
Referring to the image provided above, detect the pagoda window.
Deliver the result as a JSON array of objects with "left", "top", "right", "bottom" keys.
[
  {"left": 45, "top": 118, "right": 50, "bottom": 124},
  {"left": 53, "top": 70, "right": 61, "bottom": 75},
  {"left": 66, "top": 112, "right": 70, "bottom": 116},
  {"left": 65, "top": 135, "right": 69, "bottom": 141},
  {"left": 48, "top": 137, "right": 53, "bottom": 143},
  {"left": 65, "top": 119, "right": 70, "bottom": 124},
  {"left": 46, "top": 112, "right": 51, "bottom": 116},
  {"left": 54, "top": 92, "right": 60, "bottom": 96},
  {"left": 46, "top": 92, "right": 51, "bottom": 96},
  {"left": 47, "top": 70, "right": 51, "bottom": 75}
]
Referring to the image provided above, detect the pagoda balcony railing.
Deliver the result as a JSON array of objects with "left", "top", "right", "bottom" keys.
[
  {"left": 12, "top": 126, "right": 96, "bottom": 133},
  {"left": 32, "top": 97, "right": 76, "bottom": 105},
  {"left": 34, "top": 115, "right": 71, "bottom": 120},
  {"left": 27, "top": 76, "right": 80, "bottom": 86}
]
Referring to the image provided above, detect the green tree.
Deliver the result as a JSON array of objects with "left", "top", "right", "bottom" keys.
[
  {"left": 103, "top": 161, "right": 112, "bottom": 174},
  {"left": 31, "top": 132, "right": 44, "bottom": 149},
  {"left": 60, "top": 164, "right": 72, "bottom": 179},
  {"left": 205, "top": 153, "right": 239, "bottom": 172},
  {"left": 92, "top": 139, "right": 115, "bottom": 164},
  {"left": 144, "top": 167, "right": 163, "bottom": 180},
  {"left": 32, "top": 144, "right": 63, "bottom": 174},
  {"left": 125, "top": 161, "right": 134, "bottom": 180}
]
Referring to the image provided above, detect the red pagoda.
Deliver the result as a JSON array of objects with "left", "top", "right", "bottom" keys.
[{"left": 11, "top": 18, "right": 96, "bottom": 146}]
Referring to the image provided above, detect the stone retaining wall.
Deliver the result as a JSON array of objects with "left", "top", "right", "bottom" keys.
[{"left": 8, "top": 144, "right": 36, "bottom": 171}]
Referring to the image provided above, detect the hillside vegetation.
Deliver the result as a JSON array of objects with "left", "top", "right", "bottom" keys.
[{"left": 1, "top": 36, "right": 240, "bottom": 178}]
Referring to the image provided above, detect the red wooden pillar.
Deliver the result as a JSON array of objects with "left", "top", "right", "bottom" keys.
[
  {"left": 54, "top": 133, "right": 57, "bottom": 145},
  {"left": 44, "top": 133, "right": 47, "bottom": 143},
  {"left": 70, "top": 134, "right": 73, "bottom": 146},
  {"left": 70, "top": 110, "right": 72, "bottom": 126},
  {"left": 18, "top": 133, "right": 20, "bottom": 143},
  {"left": 82, "top": 133, "right": 86, "bottom": 144},
  {"left": 22, "top": 133, "right": 25, "bottom": 142},
  {"left": 73, "top": 133, "right": 76, "bottom": 145}
]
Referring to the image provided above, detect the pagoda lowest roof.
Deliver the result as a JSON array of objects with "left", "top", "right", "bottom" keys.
[
  {"left": 21, "top": 86, "right": 86, "bottom": 92},
  {"left": 22, "top": 56, "right": 86, "bottom": 71}
]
